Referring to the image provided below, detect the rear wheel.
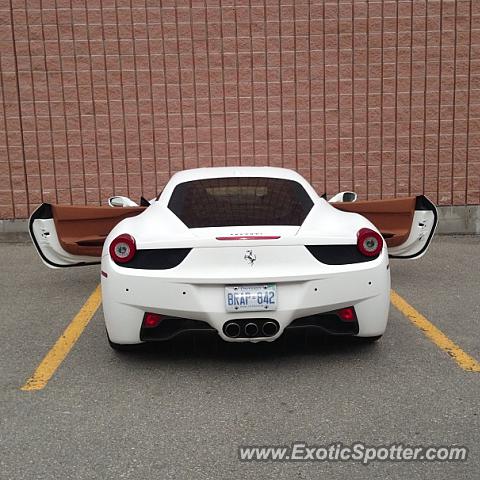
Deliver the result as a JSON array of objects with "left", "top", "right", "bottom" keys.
[
  {"left": 106, "top": 331, "right": 141, "bottom": 352},
  {"left": 354, "top": 335, "right": 382, "bottom": 343}
]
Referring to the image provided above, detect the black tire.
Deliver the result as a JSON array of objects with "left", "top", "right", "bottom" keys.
[
  {"left": 106, "top": 331, "right": 141, "bottom": 352},
  {"left": 354, "top": 335, "right": 383, "bottom": 343}
]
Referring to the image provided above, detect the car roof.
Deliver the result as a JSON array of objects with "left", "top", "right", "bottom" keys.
[{"left": 168, "top": 166, "right": 306, "bottom": 183}]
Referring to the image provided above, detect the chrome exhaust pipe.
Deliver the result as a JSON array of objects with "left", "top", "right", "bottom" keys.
[
  {"left": 244, "top": 322, "right": 259, "bottom": 337},
  {"left": 224, "top": 322, "right": 241, "bottom": 338},
  {"left": 262, "top": 321, "right": 279, "bottom": 337}
]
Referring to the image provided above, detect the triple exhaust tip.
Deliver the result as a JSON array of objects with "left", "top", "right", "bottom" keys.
[
  {"left": 244, "top": 322, "right": 258, "bottom": 337},
  {"left": 224, "top": 322, "right": 241, "bottom": 338},
  {"left": 262, "top": 321, "right": 278, "bottom": 337},
  {"left": 224, "top": 320, "right": 279, "bottom": 338}
]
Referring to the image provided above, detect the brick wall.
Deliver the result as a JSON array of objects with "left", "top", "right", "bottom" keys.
[{"left": 0, "top": 0, "right": 479, "bottom": 219}]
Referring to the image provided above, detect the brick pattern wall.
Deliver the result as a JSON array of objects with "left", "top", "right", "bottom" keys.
[{"left": 0, "top": 0, "right": 479, "bottom": 219}]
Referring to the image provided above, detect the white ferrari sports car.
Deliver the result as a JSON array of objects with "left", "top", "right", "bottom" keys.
[{"left": 30, "top": 167, "right": 437, "bottom": 350}]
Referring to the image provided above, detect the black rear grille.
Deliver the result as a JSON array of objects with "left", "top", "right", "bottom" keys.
[
  {"left": 118, "top": 248, "right": 191, "bottom": 269},
  {"left": 286, "top": 313, "right": 359, "bottom": 335},
  {"left": 141, "top": 317, "right": 214, "bottom": 341},
  {"left": 306, "top": 245, "right": 378, "bottom": 265}
]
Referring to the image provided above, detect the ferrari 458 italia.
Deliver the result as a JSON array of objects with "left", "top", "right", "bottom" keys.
[{"left": 30, "top": 167, "right": 437, "bottom": 350}]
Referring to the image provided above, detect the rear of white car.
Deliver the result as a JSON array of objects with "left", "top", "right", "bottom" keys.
[{"left": 101, "top": 168, "right": 390, "bottom": 346}]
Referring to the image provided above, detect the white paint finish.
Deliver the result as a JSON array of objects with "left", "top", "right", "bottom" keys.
[
  {"left": 30, "top": 217, "right": 100, "bottom": 268},
  {"left": 28, "top": 166, "right": 438, "bottom": 345},
  {"left": 101, "top": 246, "right": 390, "bottom": 343},
  {"left": 388, "top": 210, "right": 437, "bottom": 259}
]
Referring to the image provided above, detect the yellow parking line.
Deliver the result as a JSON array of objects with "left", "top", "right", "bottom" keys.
[
  {"left": 391, "top": 290, "right": 480, "bottom": 373},
  {"left": 21, "top": 284, "right": 102, "bottom": 391}
]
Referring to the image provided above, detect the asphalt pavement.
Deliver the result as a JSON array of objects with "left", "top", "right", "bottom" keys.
[{"left": 0, "top": 236, "right": 478, "bottom": 479}]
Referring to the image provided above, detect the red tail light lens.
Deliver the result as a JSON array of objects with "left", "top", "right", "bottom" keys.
[
  {"left": 337, "top": 307, "right": 356, "bottom": 322},
  {"left": 143, "top": 312, "right": 162, "bottom": 328},
  {"left": 357, "top": 228, "right": 383, "bottom": 257},
  {"left": 109, "top": 234, "right": 136, "bottom": 263}
]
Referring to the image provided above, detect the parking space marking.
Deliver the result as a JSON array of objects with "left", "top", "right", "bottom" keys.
[
  {"left": 391, "top": 290, "right": 480, "bottom": 373},
  {"left": 18, "top": 284, "right": 478, "bottom": 390},
  {"left": 21, "top": 284, "right": 102, "bottom": 391}
]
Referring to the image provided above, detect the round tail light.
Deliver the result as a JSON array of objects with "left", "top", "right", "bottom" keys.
[
  {"left": 109, "top": 234, "right": 136, "bottom": 263},
  {"left": 357, "top": 228, "right": 383, "bottom": 257}
]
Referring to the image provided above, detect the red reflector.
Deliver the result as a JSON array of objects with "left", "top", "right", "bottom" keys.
[
  {"left": 101, "top": 271, "right": 108, "bottom": 278},
  {"left": 337, "top": 307, "right": 356, "bottom": 322},
  {"left": 216, "top": 236, "right": 281, "bottom": 241},
  {"left": 143, "top": 312, "right": 162, "bottom": 328}
]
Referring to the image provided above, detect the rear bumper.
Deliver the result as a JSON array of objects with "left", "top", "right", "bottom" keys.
[
  {"left": 101, "top": 249, "right": 390, "bottom": 344},
  {"left": 140, "top": 310, "right": 360, "bottom": 342}
]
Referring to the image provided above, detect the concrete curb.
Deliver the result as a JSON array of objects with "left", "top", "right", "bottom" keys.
[
  {"left": 0, "top": 219, "right": 28, "bottom": 234},
  {"left": 436, "top": 205, "right": 480, "bottom": 235},
  {"left": 0, "top": 220, "right": 30, "bottom": 243},
  {"left": 0, "top": 205, "right": 478, "bottom": 243}
]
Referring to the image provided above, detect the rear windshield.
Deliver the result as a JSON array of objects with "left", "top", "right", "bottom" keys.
[{"left": 168, "top": 177, "right": 314, "bottom": 228}]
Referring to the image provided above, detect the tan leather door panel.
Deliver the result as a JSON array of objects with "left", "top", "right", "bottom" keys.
[
  {"left": 332, "top": 197, "right": 417, "bottom": 248},
  {"left": 51, "top": 205, "right": 145, "bottom": 256}
]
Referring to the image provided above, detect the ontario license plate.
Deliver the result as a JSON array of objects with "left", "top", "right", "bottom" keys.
[{"left": 225, "top": 284, "right": 277, "bottom": 312}]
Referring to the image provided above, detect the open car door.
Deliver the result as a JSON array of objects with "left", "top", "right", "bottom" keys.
[
  {"left": 29, "top": 203, "right": 145, "bottom": 268},
  {"left": 332, "top": 195, "right": 438, "bottom": 259}
]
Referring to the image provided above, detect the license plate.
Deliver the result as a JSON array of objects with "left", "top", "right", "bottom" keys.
[{"left": 225, "top": 284, "right": 277, "bottom": 312}]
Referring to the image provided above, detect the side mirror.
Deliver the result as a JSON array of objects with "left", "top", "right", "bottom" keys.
[
  {"left": 108, "top": 196, "right": 139, "bottom": 207},
  {"left": 328, "top": 191, "right": 358, "bottom": 203}
]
